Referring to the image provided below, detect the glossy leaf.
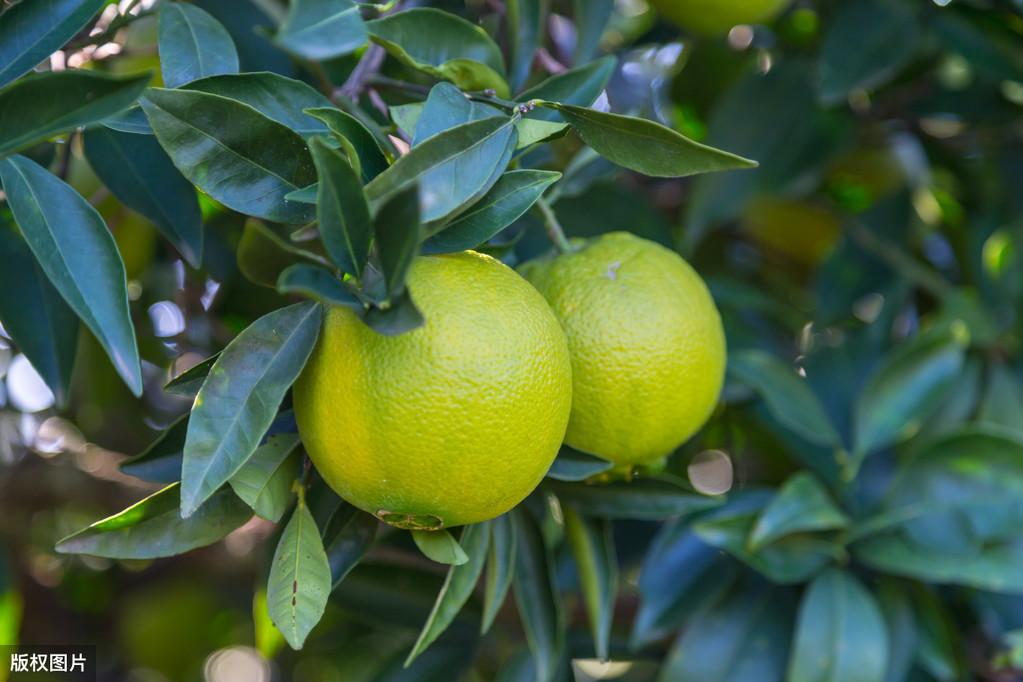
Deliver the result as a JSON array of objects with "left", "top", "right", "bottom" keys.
[
  {"left": 482, "top": 514, "right": 516, "bottom": 634},
  {"left": 542, "top": 103, "right": 757, "bottom": 178},
  {"left": 412, "top": 529, "right": 469, "bottom": 566},
  {"left": 373, "top": 184, "right": 421, "bottom": 300},
  {"left": 512, "top": 508, "right": 564, "bottom": 682},
  {"left": 268, "top": 499, "right": 332, "bottom": 649},
  {"left": 367, "top": 8, "right": 509, "bottom": 97},
  {"left": 518, "top": 55, "right": 617, "bottom": 123},
  {"left": 275, "top": 0, "right": 367, "bottom": 60},
  {"left": 0, "top": 220, "right": 78, "bottom": 408},
  {"left": 238, "top": 220, "right": 327, "bottom": 289},
  {"left": 305, "top": 107, "right": 390, "bottom": 181},
  {"left": 101, "top": 106, "right": 153, "bottom": 135},
  {"left": 0, "top": 0, "right": 106, "bottom": 89},
  {"left": 229, "top": 433, "right": 301, "bottom": 522},
  {"left": 506, "top": 0, "right": 545, "bottom": 92},
  {"left": 0, "top": 71, "right": 150, "bottom": 158},
  {"left": 164, "top": 353, "right": 219, "bottom": 397},
  {"left": 321, "top": 502, "right": 377, "bottom": 588},
  {"left": 546, "top": 478, "right": 720, "bottom": 520},
  {"left": 413, "top": 83, "right": 500, "bottom": 146},
  {"left": 180, "top": 302, "right": 322, "bottom": 517},
  {"left": 365, "top": 117, "right": 517, "bottom": 224},
  {"left": 119, "top": 415, "right": 187, "bottom": 483},
  {"left": 309, "top": 137, "right": 371, "bottom": 277},
  {"left": 407, "top": 523, "right": 490, "bottom": 665},
  {"left": 563, "top": 507, "right": 616, "bottom": 661},
  {"left": 141, "top": 88, "right": 316, "bottom": 223},
  {"left": 361, "top": 290, "right": 424, "bottom": 336},
  {"left": 56, "top": 484, "right": 251, "bottom": 559},
  {"left": 787, "top": 569, "right": 889, "bottom": 682},
  {"left": 158, "top": 2, "right": 239, "bottom": 88},
  {"left": 728, "top": 349, "right": 841, "bottom": 448},
  {"left": 0, "top": 155, "right": 142, "bottom": 395},
  {"left": 83, "top": 125, "right": 203, "bottom": 267},
  {"left": 277, "top": 264, "right": 362, "bottom": 310},
  {"left": 423, "top": 170, "right": 560, "bottom": 254},
  {"left": 543, "top": 446, "right": 613, "bottom": 482},
  {"left": 748, "top": 473, "right": 848, "bottom": 551}
]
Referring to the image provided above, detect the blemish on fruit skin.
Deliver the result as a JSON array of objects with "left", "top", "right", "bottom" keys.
[{"left": 605, "top": 261, "right": 622, "bottom": 280}]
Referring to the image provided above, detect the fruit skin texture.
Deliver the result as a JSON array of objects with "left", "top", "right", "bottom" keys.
[
  {"left": 649, "top": 0, "right": 793, "bottom": 36},
  {"left": 520, "top": 232, "right": 725, "bottom": 465},
  {"left": 294, "top": 251, "right": 572, "bottom": 529}
]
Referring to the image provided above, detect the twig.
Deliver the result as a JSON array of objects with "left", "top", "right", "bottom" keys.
[
  {"left": 339, "top": 43, "right": 387, "bottom": 100},
  {"left": 534, "top": 197, "right": 573, "bottom": 254}
]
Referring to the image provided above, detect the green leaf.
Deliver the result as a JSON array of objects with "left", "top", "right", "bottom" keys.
[
  {"left": 542, "top": 103, "right": 757, "bottom": 178},
  {"left": 183, "top": 72, "right": 334, "bottom": 137},
  {"left": 275, "top": 0, "right": 367, "bottom": 60},
  {"left": 361, "top": 290, "right": 424, "bottom": 336},
  {"left": 277, "top": 264, "right": 362, "bottom": 309},
  {"left": 787, "top": 569, "right": 889, "bottom": 682},
  {"left": 546, "top": 478, "right": 720, "bottom": 520},
  {"left": 853, "top": 330, "right": 966, "bottom": 458},
  {"left": 229, "top": 433, "right": 301, "bottom": 522},
  {"left": 119, "top": 415, "right": 187, "bottom": 483},
  {"left": 407, "top": 523, "right": 490, "bottom": 665},
  {"left": 373, "top": 184, "right": 421, "bottom": 300},
  {"left": 0, "top": 155, "right": 142, "bottom": 395},
  {"left": 305, "top": 107, "right": 390, "bottom": 182},
  {"left": 238, "top": 220, "right": 327, "bottom": 288},
  {"left": 309, "top": 136, "right": 371, "bottom": 276},
  {"left": 164, "top": 353, "right": 218, "bottom": 397},
  {"left": 544, "top": 446, "right": 613, "bottom": 482},
  {"left": 181, "top": 302, "right": 322, "bottom": 517},
  {"left": 412, "top": 529, "right": 469, "bottom": 566},
  {"left": 817, "top": 0, "right": 920, "bottom": 105},
  {"left": 365, "top": 117, "right": 517, "bottom": 224},
  {"left": 728, "top": 349, "right": 841, "bottom": 448},
  {"left": 413, "top": 83, "right": 500, "bottom": 146},
  {"left": 56, "top": 484, "right": 251, "bottom": 559},
  {"left": 0, "top": 0, "right": 106, "bottom": 89},
  {"left": 512, "top": 508, "right": 564, "bottom": 682},
  {"left": 141, "top": 88, "right": 316, "bottom": 223},
  {"left": 158, "top": 2, "right": 239, "bottom": 88},
  {"left": 876, "top": 581, "right": 918, "bottom": 682},
  {"left": 82, "top": 125, "right": 203, "bottom": 267},
  {"left": 748, "top": 472, "right": 848, "bottom": 551},
  {"left": 321, "top": 502, "right": 377, "bottom": 588},
  {"left": 267, "top": 498, "right": 332, "bottom": 649},
  {"left": 977, "top": 362, "right": 1023, "bottom": 437},
  {"left": 571, "top": 0, "right": 613, "bottom": 65},
  {"left": 367, "top": 8, "right": 509, "bottom": 97},
  {"left": 482, "top": 513, "right": 516, "bottom": 634},
  {"left": 423, "top": 170, "right": 560, "bottom": 254},
  {"left": 563, "top": 507, "right": 616, "bottom": 661},
  {"left": 102, "top": 106, "right": 153, "bottom": 135},
  {"left": 506, "top": 0, "right": 545, "bottom": 92},
  {"left": 0, "top": 71, "right": 150, "bottom": 158},
  {"left": 0, "top": 219, "right": 78, "bottom": 408},
  {"left": 518, "top": 55, "right": 617, "bottom": 123}
]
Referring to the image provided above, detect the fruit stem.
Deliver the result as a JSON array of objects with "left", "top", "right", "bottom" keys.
[{"left": 535, "top": 197, "right": 574, "bottom": 254}]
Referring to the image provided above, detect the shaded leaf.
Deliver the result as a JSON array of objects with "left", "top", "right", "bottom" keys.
[
  {"left": 238, "top": 220, "right": 327, "bottom": 288},
  {"left": 321, "top": 502, "right": 377, "bottom": 589},
  {"left": 512, "top": 508, "right": 564, "bottom": 682},
  {"left": 181, "top": 302, "right": 322, "bottom": 516},
  {"left": 305, "top": 106, "right": 390, "bottom": 181},
  {"left": 0, "top": 0, "right": 106, "bottom": 89},
  {"left": 546, "top": 478, "right": 720, "bottom": 520},
  {"left": 544, "top": 446, "right": 613, "bottom": 482},
  {"left": 572, "top": 0, "right": 613, "bottom": 65},
  {"left": 412, "top": 529, "right": 469, "bottom": 566},
  {"left": 361, "top": 290, "right": 424, "bottom": 336},
  {"left": 164, "top": 353, "right": 219, "bottom": 397},
  {"left": 229, "top": 433, "right": 301, "bottom": 522},
  {"left": 119, "top": 415, "right": 187, "bottom": 483},
  {"left": 563, "top": 507, "right": 616, "bottom": 661},
  {"left": 56, "top": 484, "right": 250, "bottom": 559},
  {"left": 482, "top": 514, "right": 516, "bottom": 634},
  {"left": 310, "top": 136, "right": 371, "bottom": 276},
  {"left": 275, "top": 0, "right": 366, "bottom": 60},
  {"left": 373, "top": 184, "right": 421, "bottom": 300},
  {"left": 506, "top": 0, "right": 545, "bottom": 92},
  {"left": 0, "top": 155, "right": 142, "bottom": 395},
  {"left": 413, "top": 83, "right": 499, "bottom": 146},
  {"left": 101, "top": 106, "right": 153, "bottom": 135},
  {"left": 158, "top": 2, "right": 239, "bottom": 88},
  {"left": 277, "top": 264, "right": 362, "bottom": 309},
  {"left": 748, "top": 472, "right": 848, "bottom": 551}
]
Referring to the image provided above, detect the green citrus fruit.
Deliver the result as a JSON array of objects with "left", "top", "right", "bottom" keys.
[
  {"left": 520, "top": 232, "right": 725, "bottom": 466},
  {"left": 294, "top": 251, "right": 572, "bottom": 529},
  {"left": 649, "top": 0, "right": 793, "bottom": 36}
]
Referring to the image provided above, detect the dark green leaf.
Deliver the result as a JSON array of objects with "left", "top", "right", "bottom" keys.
[
  {"left": 748, "top": 472, "right": 848, "bottom": 551},
  {"left": 367, "top": 8, "right": 509, "bottom": 97},
  {"left": 518, "top": 55, "right": 617, "bottom": 123},
  {"left": 543, "top": 446, "right": 613, "bottom": 482},
  {"left": 119, "top": 415, "right": 187, "bottom": 483},
  {"left": 877, "top": 581, "right": 918, "bottom": 682},
  {"left": 0, "top": 220, "right": 77, "bottom": 407},
  {"left": 0, "top": 0, "right": 106, "bottom": 89},
  {"left": 413, "top": 83, "right": 500, "bottom": 146},
  {"left": 546, "top": 478, "right": 720, "bottom": 520},
  {"left": 83, "top": 125, "right": 203, "bottom": 267},
  {"left": 0, "top": 71, "right": 150, "bottom": 158},
  {"left": 322, "top": 502, "right": 377, "bottom": 589},
  {"left": 275, "top": 0, "right": 366, "bottom": 60},
  {"left": 423, "top": 170, "right": 559, "bottom": 254},
  {"left": 563, "top": 507, "right": 616, "bottom": 661},
  {"left": 305, "top": 106, "right": 390, "bottom": 181},
  {"left": 141, "top": 88, "right": 316, "bottom": 223},
  {"left": 365, "top": 117, "right": 517, "bottom": 224},
  {"left": 238, "top": 220, "right": 327, "bottom": 288},
  {"left": 506, "top": 0, "right": 545, "bottom": 92},
  {"left": 101, "top": 106, "right": 153, "bottom": 135},
  {"left": 543, "top": 103, "right": 757, "bottom": 178},
  {"left": 229, "top": 433, "right": 301, "bottom": 522},
  {"left": 407, "top": 523, "right": 490, "bottom": 665},
  {"left": 482, "top": 514, "right": 516, "bottom": 634},
  {"left": 158, "top": 2, "right": 239, "bottom": 88},
  {"left": 268, "top": 498, "right": 332, "bottom": 649},
  {"left": 361, "top": 290, "right": 424, "bottom": 336},
  {"left": 181, "top": 302, "right": 322, "bottom": 516},
  {"left": 374, "top": 184, "right": 421, "bottom": 300},
  {"left": 817, "top": 0, "right": 920, "bottom": 105},
  {"left": 277, "top": 264, "right": 362, "bottom": 310},
  {"left": 0, "top": 155, "right": 142, "bottom": 395},
  {"left": 164, "top": 353, "right": 219, "bottom": 397},
  {"left": 309, "top": 136, "right": 371, "bottom": 276},
  {"left": 787, "top": 569, "right": 889, "bottom": 682},
  {"left": 571, "top": 0, "right": 613, "bottom": 65},
  {"left": 412, "top": 529, "right": 469, "bottom": 566},
  {"left": 56, "top": 484, "right": 250, "bottom": 559},
  {"left": 183, "top": 72, "right": 334, "bottom": 137},
  {"left": 728, "top": 349, "right": 841, "bottom": 448},
  {"left": 512, "top": 508, "right": 564, "bottom": 682},
  {"left": 192, "top": 0, "right": 295, "bottom": 76}
]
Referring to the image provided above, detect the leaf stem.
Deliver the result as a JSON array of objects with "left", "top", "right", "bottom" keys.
[{"left": 534, "top": 197, "right": 573, "bottom": 254}]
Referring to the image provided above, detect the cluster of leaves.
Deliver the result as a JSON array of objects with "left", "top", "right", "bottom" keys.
[{"left": 3, "top": 0, "right": 1023, "bottom": 680}]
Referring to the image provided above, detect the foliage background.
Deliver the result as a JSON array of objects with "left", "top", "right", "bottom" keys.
[{"left": 3, "top": 0, "right": 1023, "bottom": 680}]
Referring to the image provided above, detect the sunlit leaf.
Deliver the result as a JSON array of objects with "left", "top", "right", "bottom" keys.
[{"left": 412, "top": 529, "right": 469, "bottom": 566}]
